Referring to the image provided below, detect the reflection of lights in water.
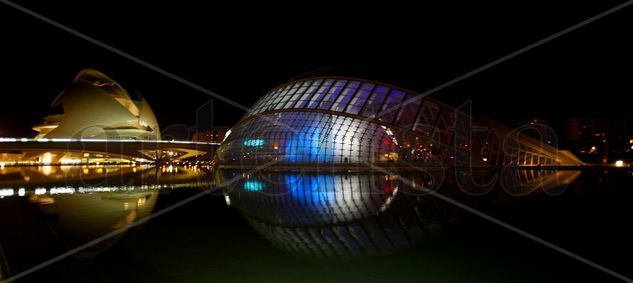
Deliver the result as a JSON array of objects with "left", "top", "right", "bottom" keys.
[
  {"left": 60, "top": 166, "right": 71, "bottom": 174},
  {"left": 229, "top": 173, "right": 403, "bottom": 231},
  {"left": 19, "top": 190, "right": 161, "bottom": 257},
  {"left": 380, "top": 186, "right": 399, "bottom": 212},
  {"left": 41, "top": 166, "right": 52, "bottom": 176},
  {"left": 28, "top": 195, "right": 55, "bottom": 204},
  {"left": 244, "top": 180, "right": 265, "bottom": 192},
  {"left": 284, "top": 175, "right": 336, "bottom": 206},
  {"left": 124, "top": 202, "right": 129, "bottom": 210},
  {"left": 1, "top": 182, "right": 213, "bottom": 197},
  {"left": 137, "top": 197, "right": 146, "bottom": 206},
  {"left": 50, "top": 187, "right": 75, "bottom": 195},
  {"left": 0, "top": 189, "right": 14, "bottom": 198}
]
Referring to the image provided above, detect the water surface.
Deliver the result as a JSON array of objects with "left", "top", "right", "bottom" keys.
[{"left": 0, "top": 166, "right": 631, "bottom": 282}]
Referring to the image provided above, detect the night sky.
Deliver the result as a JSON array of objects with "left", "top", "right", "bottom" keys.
[{"left": 1, "top": 1, "right": 632, "bottom": 138}]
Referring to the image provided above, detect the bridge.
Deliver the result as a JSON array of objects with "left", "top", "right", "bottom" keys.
[{"left": 0, "top": 138, "right": 220, "bottom": 164}]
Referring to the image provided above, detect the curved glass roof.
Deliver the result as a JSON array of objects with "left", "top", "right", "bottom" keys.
[
  {"left": 220, "top": 77, "right": 579, "bottom": 167},
  {"left": 243, "top": 77, "right": 456, "bottom": 132}
]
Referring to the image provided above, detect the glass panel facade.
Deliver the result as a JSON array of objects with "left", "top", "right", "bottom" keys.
[
  {"left": 221, "top": 77, "right": 568, "bottom": 167},
  {"left": 267, "top": 84, "right": 293, "bottom": 112},
  {"left": 307, "top": 80, "right": 335, "bottom": 109},
  {"left": 283, "top": 80, "right": 313, "bottom": 109},
  {"left": 331, "top": 81, "right": 360, "bottom": 112},
  {"left": 217, "top": 112, "right": 397, "bottom": 164},
  {"left": 394, "top": 95, "right": 422, "bottom": 128},
  {"left": 318, "top": 80, "right": 347, "bottom": 110},
  {"left": 251, "top": 88, "right": 279, "bottom": 115},
  {"left": 360, "top": 86, "right": 390, "bottom": 118},
  {"left": 413, "top": 101, "right": 440, "bottom": 136},
  {"left": 345, "top": 83, "right": 374, "bottom": 115},
  {"left": 295, "top": 79, "right": 323, "bottom": 109},
  {"left": 377, "top": 89, "right": 406, "bottom": 124},
  {"left": 222, "top": 78, "right": 464, "bottom": 165},
  {"left": 274, "top": 83, "right": 301, "bottom": 110}
]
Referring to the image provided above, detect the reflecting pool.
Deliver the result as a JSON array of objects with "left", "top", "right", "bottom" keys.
[{"left": 1, "top": 166, "right": 632, "bottom": 282}]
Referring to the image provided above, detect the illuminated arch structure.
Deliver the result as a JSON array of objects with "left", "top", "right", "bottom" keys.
[
  {"left": 0, "top": 70, "right": 213, "bottom": 165},
  {"left": 217, "top": 77, "right": 581, "bottom": 169}
]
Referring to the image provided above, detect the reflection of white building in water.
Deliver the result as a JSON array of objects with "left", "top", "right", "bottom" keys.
[{"left": 0, "top": 69, "right": 213, "bottom": 165}]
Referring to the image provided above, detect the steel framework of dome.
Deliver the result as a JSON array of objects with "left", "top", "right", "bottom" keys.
[{"left": 217, "top": 77, "right": 581, "bottom": 169}]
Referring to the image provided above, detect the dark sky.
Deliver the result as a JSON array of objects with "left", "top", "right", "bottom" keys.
[{"left": 1, "top": 1, "right": 632, "bottom": 138}]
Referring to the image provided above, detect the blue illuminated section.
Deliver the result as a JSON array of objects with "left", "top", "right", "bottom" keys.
[
  {"left": 284, "top": 120, "right": 335, "bottom": 162},
  {"left": 243, "top": 139, "right": 265, "bottom": 147},
  {"left": 284, "top": 174, "right": 334, "bottom": 205},
  {"left": 243, "top": 180, "right": 265, "bottom": 192}
]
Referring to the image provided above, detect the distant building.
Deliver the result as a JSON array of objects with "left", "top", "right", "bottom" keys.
[
  {"left": 192, "top": 127, "right": 229, "bottom": 143},
  {"left": 565, "top": 117, "right": 633, "bottom": 164}
]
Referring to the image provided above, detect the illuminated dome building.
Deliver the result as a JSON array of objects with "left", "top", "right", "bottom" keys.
[
  {"left": 217, "top": 77, "right": 581, "bottom": 169},
  {"left": 33, "top": 69, "right": 160, "bottom": 140}
]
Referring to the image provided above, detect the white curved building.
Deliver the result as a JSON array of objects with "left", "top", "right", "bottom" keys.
[
  {"left": 33, "top": 69, "right": 160, "bottom": 140},
  {"left": 0, "top": 70, "right": 215, "bottom": 165}
]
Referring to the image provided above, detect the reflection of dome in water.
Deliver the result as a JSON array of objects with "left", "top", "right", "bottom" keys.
[
  {"left": 220, "top": 171, "right": 458, "bottom": 257},
  {"left": 32, "top": 192, "right": 158, "bottom": 258},
  {"left": 33, "top": 69, "right": 160, "bottom": 140}
]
